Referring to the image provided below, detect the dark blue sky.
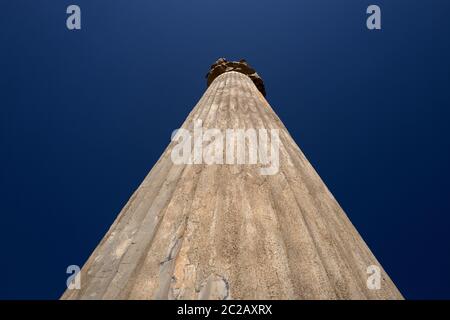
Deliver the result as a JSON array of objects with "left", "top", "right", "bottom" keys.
[{"left": 1, "top": 1, "right": 450, "bottom": 299}]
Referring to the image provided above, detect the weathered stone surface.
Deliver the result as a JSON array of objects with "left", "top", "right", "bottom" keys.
[
  {"left": 61, "top": 68, "right": 402, "bottom": 300},
  {"left": 206, "top": 58, "right": 266, "bottom": 96}
]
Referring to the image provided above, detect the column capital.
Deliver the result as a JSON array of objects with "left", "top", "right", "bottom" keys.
[{"left": 206, "top": 58, "right": 266, "bottom": 96}]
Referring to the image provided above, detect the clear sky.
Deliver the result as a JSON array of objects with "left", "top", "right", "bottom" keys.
[{"left": 1, "top": 1, "right": 450, "bottom": 299}]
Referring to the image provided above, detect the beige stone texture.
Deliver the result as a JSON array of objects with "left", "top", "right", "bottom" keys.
[{"left": 61, "top": 70, "right": 403, "bottom": 300}]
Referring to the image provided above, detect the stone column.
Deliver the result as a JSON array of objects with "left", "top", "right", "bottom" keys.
[{"left": 61, "top": 59, "right": 402, "bottom": 300}]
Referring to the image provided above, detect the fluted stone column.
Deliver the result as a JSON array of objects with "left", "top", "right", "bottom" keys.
[{"left": 61, "top": 59, "right": 402, "bottom": 300}]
